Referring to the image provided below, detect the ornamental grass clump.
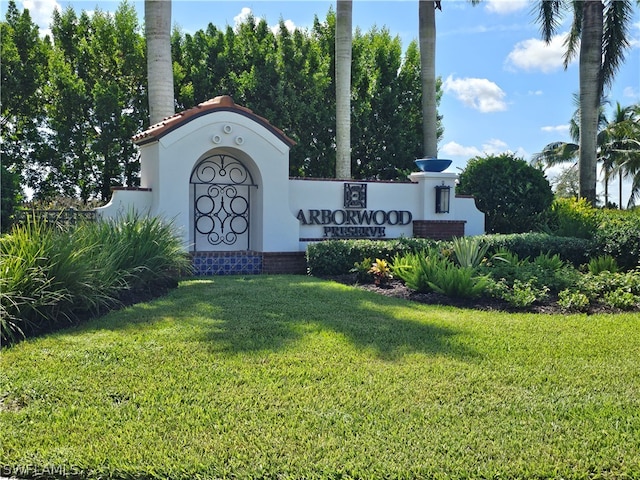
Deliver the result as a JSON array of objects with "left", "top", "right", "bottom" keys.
[{"left": 0, "top": 212, "right": 190, "bottom": 345}]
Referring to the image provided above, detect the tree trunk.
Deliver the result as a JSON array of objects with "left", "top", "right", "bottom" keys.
[
  {"left": 578, "top": 0, "right": 603, "bottom": 206},
  {"left": 145, "top": 0, "right": 174, "bottom": 125},
  {"left": 419, "top": 0, "right": 437, "bottom": 159},
  {"left": 335, "top": 0, "right": 352, "bottom": 179}
]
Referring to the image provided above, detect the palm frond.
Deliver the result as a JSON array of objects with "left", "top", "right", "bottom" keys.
[
  {"left": 532, "top": 0, "right": 565, "bottom": 43},
  {"left": 563, "top": 0, "right": 583, "bottom": 68},
  {"left": 602, "top": 0, "right": 633, "bottom": 88}
]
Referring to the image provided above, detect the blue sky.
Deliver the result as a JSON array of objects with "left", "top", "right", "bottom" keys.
[{"left": 9, "top": 0, "right": 640, "bottom": 202}]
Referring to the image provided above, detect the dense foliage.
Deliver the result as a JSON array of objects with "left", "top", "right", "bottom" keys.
[
  {"left": 1, "top": 1, "right": 435, "bottom": 204},
  {"left": 0, "top": 213, "right": 191, "bottom": 345},
  {"left": 457, "top": 153, "right": 554, "bottom": 234}
]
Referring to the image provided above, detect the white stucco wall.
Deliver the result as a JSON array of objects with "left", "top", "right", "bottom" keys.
[
  {"left": 95, "top": 189, "right": 153, "bottom": 220},
  {"left": 139, "top": 111, "right": 299, "bottom": 252}
]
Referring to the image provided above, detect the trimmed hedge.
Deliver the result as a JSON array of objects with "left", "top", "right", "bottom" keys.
[
  {"left": 592, "top": 211, "right": 640, "bottom": 271},
  {"left": 479, "top": 233, "right": 594, "bottom": 268},
  {"left": 306, "top": 238, "right": 438, "bottom": 276},
  {"left": 306, "top": 233, "right": 594, "bottom": 276}
]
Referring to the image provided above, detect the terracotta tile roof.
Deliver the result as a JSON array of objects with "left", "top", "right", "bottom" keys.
[{"left": 132, "top": 95, "right": 296, "bottom": 147}]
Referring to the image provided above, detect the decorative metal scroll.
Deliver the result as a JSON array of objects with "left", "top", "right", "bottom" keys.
[{"left": 190, "top": 154, "right": 257, "bottom": 251}]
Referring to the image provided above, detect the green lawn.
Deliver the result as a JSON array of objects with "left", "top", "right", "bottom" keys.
[{"left": 1, "top": 276, "right": 639, "bottom": 479}]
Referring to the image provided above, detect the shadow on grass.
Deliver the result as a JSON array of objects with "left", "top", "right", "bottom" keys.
[
  {"left": 190, "top": 276, "right": 477, "bottom": 361},
  {"left": 66, "top": 276, "right": 477, "bottom": 361}
]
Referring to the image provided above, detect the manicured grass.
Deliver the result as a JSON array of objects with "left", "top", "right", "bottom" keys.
[{"left": 1, "top": 276, "right": 639, "bottom": 479}]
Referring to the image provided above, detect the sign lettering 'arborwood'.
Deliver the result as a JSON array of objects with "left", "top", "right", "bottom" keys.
[{"left": 296, "top": 209, "right": 412, "bottom": 238}]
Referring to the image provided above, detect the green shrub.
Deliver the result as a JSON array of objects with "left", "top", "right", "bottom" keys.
[
  {"left": 479, "top": 249, "right": 579, "bottom": 294},
  {"left": 544, "top": 197, "right": 599, "bottom": 239},
  {"left": 592, "top": 210, "right": 640, "bottom": 270},
  {"left": 350, "top": 257, "right": 374, "bottom": 284},
  {"left": 392, "top": 249, "right": 489, "bottom": 299},
  {"left": 427, "top": 263, "right": 490, "bottom": 299},
  {"left": 391, "top": 249, "right": 446, "bottom": 294},
  {"left": 488, "top": 279, "right": 549, "bottom": 308},
  {"left": 587, "top": 255, "right": 620, "bottom": 274},
  {"left": 603, "top": 290, "right": 640, "bottom": 310},
  {"left": 456, "top": 153, "right": 554, "bottom": 234},
  {"left": 480, "top": 232, "right": 592, "bottom": 267},
  {"left": 450, "top": 236, "right": 489, "bottom": 269},
  {"left": 576, "top": 270, "right": 640, "bottom": 301},
  {"left": 557, "top": 289, "right": 590, "bottom": 312}
]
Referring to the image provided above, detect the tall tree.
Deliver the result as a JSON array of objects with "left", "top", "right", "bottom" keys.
[
  {"left": 145, "top": 0, "right": 174, "bottom": 125},
  {"left": 335, "top": 0, "right": 352, "bottom": 179},
  {"left": 531, "top": 101, "right": 640, "bottom": 208},
  {"left": 0, "top": 0, "right": 48, "bottom": 193},
  {"left": 418, "top": 0, "right": 437, "bottom": 159},
  {"left": 534, "top": 0, "right": 637, "bottom": 206}
]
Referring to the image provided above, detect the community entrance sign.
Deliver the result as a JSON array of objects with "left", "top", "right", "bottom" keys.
[{"left": 97, "top": 95, "right": 484, "bottom": 274}]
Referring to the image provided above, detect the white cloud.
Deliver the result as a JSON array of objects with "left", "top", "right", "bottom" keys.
[
  {"left": 505, "top": 33, "right": 574, "bottom": 73},
  {"left": 623, "top": 86, "right": 639, "bottom": 100},
  {"left": 443, "top": 75, "right": 508, "bottom": 112},
  {"left": 541, "top": 124, "right": 570, "bottom": 133},
  {"left": 481, "top": 138, "right": 509, "bottom": 154},
  {"left": 441, "top": 139, "right": 526, "bottom": 159},
  {"left": 233, "top": 7, "right": 296, "bottom": 35},
  {"left": 485, "top": 0, "right": 529, "bottom": 15},
  {"left": 528, "top": 90, "right": 543, "bottom": 96},
  {"left": 271, "top": 19, "right": 296, "bottom": 35},
  {"left": 22, "top": 0, "right": 60, "bottom": 34},
  {"left": 441, "top": 141, "right": 482, "bottom": 158},
  {"left": 234, "top": 7, "right": 253, "bottom": 29}
]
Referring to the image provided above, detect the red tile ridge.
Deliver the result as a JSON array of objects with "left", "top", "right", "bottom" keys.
[{"left": 132, "top": 95, "right": 296, "bottom": 147}]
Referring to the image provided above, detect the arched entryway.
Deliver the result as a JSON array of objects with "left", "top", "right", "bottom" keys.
[{"left": 190, "top": 153, "right": 258, "bottom": 252}]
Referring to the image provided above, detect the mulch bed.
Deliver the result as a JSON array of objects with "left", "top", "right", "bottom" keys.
[{"left": 321, "top": 274, "right": 637, "bottom": 315}]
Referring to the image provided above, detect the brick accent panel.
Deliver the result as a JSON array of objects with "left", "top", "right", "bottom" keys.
[
  {"left": 413, "top": 220, "right": 466, "bottom": 240},
  {"left": 262, "top": 252, "right": 307, "bottom": 275}
]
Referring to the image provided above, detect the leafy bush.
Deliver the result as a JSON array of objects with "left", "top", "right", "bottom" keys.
[
  {"left": 603, "top": 290, "right": 640, "bottom": 310},
  {"left": 350, "top": 257, "right": 374, "bottom": 284},
  {"left": 369, "top": 258, "right": 393, "bottom": 286},
  {"left": 543, "top": 197, "right": 599, "bottom": 239},
  {"left": 450, "top": 236, "right": 489, "bottom": 269},
  {"left": 427, "top": 263, "right": 490, "bottom": 299},
  {"left": 592, "top": 210, "right": 640, "bottom": 270},
  {"left": 479, "top": 249, "right": 579, "bottom": 294},
  {"left": 487, "top": 279, "right": 549, "bottom": 308},
  {"left": 456, "top": 153, "right": 554, "bottom": 234},
  {"left": 576, "top": 271, "right": 640, "bottom": 301},
  {"left": 1, "top": 213, "right": 191, "bottom": 345},
  {"left": 587, "top": 255, "right": 620, "bottom": 274},
  {"left": 392, "top": 249, "right": 489, "bottom": 299},
  {"left": 391, "top": 250, "right": 445, "bottom": 293},
  {"left": 557, "top": 289, "right": 590, "bottom": 312}
]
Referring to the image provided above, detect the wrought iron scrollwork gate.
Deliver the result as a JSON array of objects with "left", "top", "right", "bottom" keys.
[{"left": 190, "top": 154, "right": 257, "bottom": 251}]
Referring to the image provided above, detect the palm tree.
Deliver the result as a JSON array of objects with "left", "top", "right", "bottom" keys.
[
  {"left": 603, "top": 103, "right": 640, "bottom": 207},
  {"left": 532, "top": 101, "right": 640, "bottom": 208},
  {"left": 145, "top": 0, "right": 174, "bottom": 125},
  {"left": 418, "top": 0, "right": 437, "bottom": 159},
  {"left": 335, "top": 0, "right": 352, "bottom": 179},
  {"left": 534, "top": 0, "right": 637, "bottom": 206}
]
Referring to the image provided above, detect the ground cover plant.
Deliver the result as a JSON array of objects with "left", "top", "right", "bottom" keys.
[{"left": 1, "top": 276, "right": 639, "bottom": 479}]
